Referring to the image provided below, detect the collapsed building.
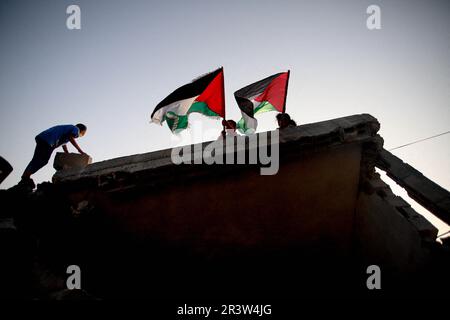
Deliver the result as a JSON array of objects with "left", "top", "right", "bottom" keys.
[{"left": 1, "top": 114, "right": 449, "bottom": 299}]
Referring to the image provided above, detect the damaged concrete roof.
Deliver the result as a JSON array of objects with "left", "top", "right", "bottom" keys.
[{"left": 52, "top": 113, "right": 381, "bottom": 188}]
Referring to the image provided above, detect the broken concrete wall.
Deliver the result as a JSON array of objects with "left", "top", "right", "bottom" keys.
[
  {"left": 53, "top": 114, "right": 384, "bottom": 260},
  {"left": 354, "top": 174, "right": 437, "bottom": 275},
  {"left": 40, "top": 113, "right": 447, "bottom": 297}
]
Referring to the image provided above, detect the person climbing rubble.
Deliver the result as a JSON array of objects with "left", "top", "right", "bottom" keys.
[{"left": 19, "top": 124, "right": 88, "bottom": 188}]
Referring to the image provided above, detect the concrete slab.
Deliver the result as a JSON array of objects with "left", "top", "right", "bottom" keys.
[
  {"left": 53, "top": 152, "right": 92, "bottom": 171},
  {"left": 377, "top": 149, "right": 450, "bottom": 224}
]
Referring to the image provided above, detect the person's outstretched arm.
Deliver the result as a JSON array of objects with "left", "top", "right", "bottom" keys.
[
  {"left": 69, "top": 136, "right": 85, "bottom": 155},
  {"left": 62, "top": 144, "right": 69, "bottom": 153}
]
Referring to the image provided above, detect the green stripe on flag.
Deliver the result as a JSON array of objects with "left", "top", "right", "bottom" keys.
[
  {"left": 237, "top": 101, "right": 276, "bottom": 134},
  {"left": 237, "top": 117, "right": 248, "bottom": 132},
  {"left": 164, "top": 112, "right": 188, "bottom": 132},
  {"left": 188, "top": 102, "right": 221, "bottom": 117},
  {"left": 162, "top": 101, "right": 220, "bottom": 132},
  {"left": 254, "top": 101, "right": 277, "bottom": 115}
]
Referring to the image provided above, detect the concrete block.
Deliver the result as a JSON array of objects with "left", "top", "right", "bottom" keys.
[
  {"left": 437, "top": 198, "right": 450, "bottom": 215},
  {"left": 397, "top": 207, "right": 438, "bottom": 242},
  {"left": 53, "top": 152, "right": 92, "bottom": 171},
  {"left": 403, "top": 174, "right": 448, "bottom": 203}
]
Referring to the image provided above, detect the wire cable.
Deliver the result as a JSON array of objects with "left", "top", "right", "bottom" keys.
[{"left": 388, "top": 131, "right": 450, "bottom": 151}]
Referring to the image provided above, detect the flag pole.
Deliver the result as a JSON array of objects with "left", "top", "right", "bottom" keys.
[
  {"left": 282, "top": 70, "right": 290, "bottom": 113},
  {"left": 221, "top": 66, "right": 227, "bottom": 138}
]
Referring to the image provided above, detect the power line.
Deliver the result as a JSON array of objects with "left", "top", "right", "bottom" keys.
[{"left": 388, "top": 131, "right": 450, "bottom": 151}]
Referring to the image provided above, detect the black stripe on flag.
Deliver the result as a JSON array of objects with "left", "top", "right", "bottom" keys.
[
  {"left": 234, "top": 72, "right": 284, "bottom": 117},
  {"left": 151, "top": 68, "right": 222, "bottom": 118}
]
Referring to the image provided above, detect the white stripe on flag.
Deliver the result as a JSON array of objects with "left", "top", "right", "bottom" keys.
[{"left": 151, "top": 95, "right": 199, "bottom": 124}]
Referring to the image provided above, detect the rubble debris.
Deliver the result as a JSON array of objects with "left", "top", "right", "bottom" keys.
[{"left": 53, "top": 152, "right": 92, "bottom": 171}]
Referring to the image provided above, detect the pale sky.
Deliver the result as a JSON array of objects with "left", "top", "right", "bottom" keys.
[{"left": 0, "top": 0, "right": 449, "bottom": 233}]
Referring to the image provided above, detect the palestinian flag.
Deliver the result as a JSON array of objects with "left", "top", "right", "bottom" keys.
[
  {"left": 235, "top": 71, "right": 290, "bottom": 134},
  {"left": 151, "top": 68, "right": 225, "bottom": 132}
]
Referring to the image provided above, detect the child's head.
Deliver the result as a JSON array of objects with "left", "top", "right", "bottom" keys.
[
  {"left": 226, "top": 120, "right": 237, "bottom": 131},
  {"left": 76, "top": 123, "right": 87, "bottom": 137},
  {"left": 276, "top": 113, "right": 291, "bottom": 129}
]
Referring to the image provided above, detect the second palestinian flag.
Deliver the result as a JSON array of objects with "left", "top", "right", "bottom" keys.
[
  {"left": 151, "top": 68, "right": 225, "bottom": 132},
  {"left": 235, "top": 71, "right": 290, "bottom": 134}
]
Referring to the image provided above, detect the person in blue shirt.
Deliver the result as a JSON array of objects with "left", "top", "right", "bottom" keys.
[{"left": 20, "top": 124, "right": 87, "bottom": 187}]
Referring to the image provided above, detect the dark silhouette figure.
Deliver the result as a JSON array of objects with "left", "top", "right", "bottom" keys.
[
  {"left": 220, "top": 119, "right": 238, "bottom": 139},
  {"left": 276, "top": 113, "right": 297, "bottom": 129}
]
